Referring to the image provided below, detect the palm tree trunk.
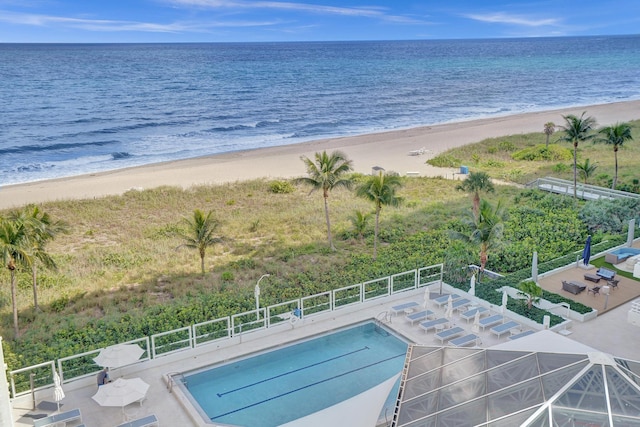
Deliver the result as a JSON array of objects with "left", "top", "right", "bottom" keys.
[
  {"left": 11, "top": 270, "right": 19, "bottom": 338},
  {"left": 373, "top": 206, "right": 380, "bottom": 260},
  {"left": 199, "top": 249, "right": 206, "bottom": 275},
  {"left": 573, "top": 143, "right": 578, "bottom": 199},
  {"left": 613, "top": 148, "right": 619, "bottom": 190},
  {"left": 32, "top": 264, "right": 39, "bottom": 311},
  {"left": 323, "top": 194, "right": 334, "bottom": 251},
  {"left": 545, "top": 134, "right": 550, "bottom": 148}
]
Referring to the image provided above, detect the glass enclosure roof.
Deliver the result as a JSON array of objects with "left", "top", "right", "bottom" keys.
[{"left": 392, "top": 346, "right": 640, "bottom": 427}]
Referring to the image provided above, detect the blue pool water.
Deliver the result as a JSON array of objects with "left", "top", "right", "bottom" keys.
[
  {"left": 611, "top": 248, "right": 640, "bottom": 257},
  {"left": 183, "top": 322, "right": 408, "bottom": 427}
]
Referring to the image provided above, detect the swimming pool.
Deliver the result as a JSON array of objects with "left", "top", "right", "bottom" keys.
[{"left": 178, "top": 322, "right": 408, "bottom": 427}]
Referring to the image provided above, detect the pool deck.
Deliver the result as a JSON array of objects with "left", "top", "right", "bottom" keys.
[{"left": 12, "top": 284, "right": 640, "bottom": 427}]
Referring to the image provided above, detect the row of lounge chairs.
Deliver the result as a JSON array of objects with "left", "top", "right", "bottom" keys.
[{"left": 390, "top": 297, "right": 535, "bottom": 347}]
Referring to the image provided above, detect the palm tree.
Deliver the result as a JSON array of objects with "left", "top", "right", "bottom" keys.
[
  {"left": 176, "top": 209, "right": 222, "bottom": 275},
  {"left": 597, "top": 122, "right": 633, "bottom": 190},
  {"left": 348, "top": 210, "right": 372, "bottom": 242},
  {"left": 13, "top": 205, "right": 68, "bottom": 311},
  {"left": 296, "top": 151, "right": 353, "bottom": 251},
  {"left": 453, "top": 199, "right": 506, "bottom": 275},
  {"left": 356, "top": 171, "right": 403, "bottom": 260},
  {"left": 456, "top": 171, "right": 495, "bottom": 218},
  {"left": 517, "top": 280, "right": 542, "bottom": 310},
  {"left": 0, "top": 215, "right": 33, "bottom": 337},
  {"left": 576, "top": 158, "right": 598, "bottom": 185},
  {"left": 558, "top": 112, "right": 597, "bottom": 198},
  {"left": 543, "top": 122, "right": 555, "bottom": 148}
]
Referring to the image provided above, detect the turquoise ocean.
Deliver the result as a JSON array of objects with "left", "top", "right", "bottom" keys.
[{"left": 1, "top": 36, "right": 639, "bottom": 186}]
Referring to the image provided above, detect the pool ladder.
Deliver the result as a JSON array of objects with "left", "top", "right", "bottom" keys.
[{"left": 167, "top": 372, "right": 186, "bottom": 393}]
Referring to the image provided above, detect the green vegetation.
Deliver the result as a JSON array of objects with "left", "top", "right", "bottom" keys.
[{"left": 2, "top": 117, "right": 640, "bottom": 373}]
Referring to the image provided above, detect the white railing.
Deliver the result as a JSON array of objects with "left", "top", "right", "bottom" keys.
[
  {"left": 8, "top": 264, "right": 443, "bottom": 398},
  {"left": 527, "top": 177, "right": 640, "bottom": 200}
]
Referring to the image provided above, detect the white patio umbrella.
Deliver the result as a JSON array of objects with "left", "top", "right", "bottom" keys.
[
  {"left": 93, "top": 343, "right": 144, "bottom": 369},
  {"left": 469, "top": 274, "right": 476, "bottom": 296},
  {"left": 472, "top": 310, "right": 480, "bottom": 333},
  {"left": 92, "top": 377, "right": 149, "bottom": 420},
  {"left": 501, "top": 290, "right": 508, "bottom": 314},
  {"left": 422, "top": 287, "right": 430, "bottom": 309},
  {"left": 445, "top": 295, "right": 454, "bottom": 320},
  {"left": 532, "top": 251, "right": 538, "bottom": 284},
  {"left": 53, "top": 371, "right": 65, "bottom": 412}
]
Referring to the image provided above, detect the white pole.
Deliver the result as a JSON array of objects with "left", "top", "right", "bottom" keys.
[
  {"left": 255, "top": 274, "right": 270, "bottom": 321},
  {"left": 0, "top": 337, "right": 15, "bottom": 427}
]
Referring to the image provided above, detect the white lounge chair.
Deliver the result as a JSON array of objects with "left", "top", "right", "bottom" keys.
[
  {"left": 434, "top": 326, "right": 465, "bottom": 344},
  {"left": 450, "top": 334, "right": 480, "bottom": 347},
  {"left": 451, "top": 298, "right": 472, "bottom": 312},
  {"left": 478, "top": 314, "right": 503, "bottom": 331},
  {"left": 116, "top": 414, "right": 159, "bottom": 427},
  {"left": 490, "top": 321, "right": 520, "bottom": 337},
  {"left": 459, "top": 307, "right": 488, "bottom": 323},
  {"left": 419, "top": 318, "right": 449, "bottom": 333},
  {"left": 432, "top": 294, "right": 461, "bottom": 308},
  {"left": 509, "top": 330, "right": 535, "bottom": 340},
  {"left": 34, "top": 409, "right": 82, "bottom": 427},
  {"left": 390, "top": 301, "right": 420, "bottom": 315},
  {"left": 405, "top": 310, "right": 434, "bottom": 325}
]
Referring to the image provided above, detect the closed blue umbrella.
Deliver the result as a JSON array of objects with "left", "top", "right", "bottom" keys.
[{"left": 582, "top": 235, "right": 592, "bottom": 267}]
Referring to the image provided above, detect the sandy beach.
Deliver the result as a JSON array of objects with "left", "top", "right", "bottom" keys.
[{"left": 2, "top": 100, "right": 639, "bottom": 210}]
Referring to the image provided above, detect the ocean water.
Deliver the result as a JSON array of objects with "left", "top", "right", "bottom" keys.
[{"left": 1, "top": 36, "right": 639, "bottom": 186}]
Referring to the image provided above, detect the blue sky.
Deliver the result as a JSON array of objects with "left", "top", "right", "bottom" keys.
[{"left": 1, "top": 0, "right": 639, "bottom": 43}]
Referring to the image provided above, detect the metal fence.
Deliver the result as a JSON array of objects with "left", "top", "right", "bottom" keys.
[
  {"left": 8, "top": 264, "right": 443, "bottom": 398},
  {"left": 526, "top": 177, "right": 640, "bottom": 201}
]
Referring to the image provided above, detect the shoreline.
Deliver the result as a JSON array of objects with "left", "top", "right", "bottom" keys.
[{"left": 2, "top": 99, "right": 640, "bottom": 210}]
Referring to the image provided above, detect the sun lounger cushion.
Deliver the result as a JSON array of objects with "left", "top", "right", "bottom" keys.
[
  {"left": 509, "top": 330, "right": 535, "bottom": 340},
  {"left": 478, "top": 314, "right": 503, "bottom": 330},
  {"left": 433, "top": 294, "right": 461, "bottom": 307},
  {"left": 116, "top": 414, "right": 159, "bottom": 427},
  {"left": 490, "top": 321, "right": 520, "bottom": 337},
  {"left": 450, "top": 334, "right": 479, "bottom": 347},
  {"left": 451, "top": 298, "right": 471, "bottom": 311},
  {"left": 34, "top": 409, "right": 82, "bottom": 427},
  {"left": 390, "top": 301, "right": 420, "bottom": 314},
  {"left": 460, "top": 307, "right": 488, "bottom": 322},
  {"left": 434, "top": 326, "right": 465, "bottom": 343},
  {"left": 419, "top": 318, "right": 449, "bottom": 332},
  {"left": 405, "top": 310, "right": 434, "bottom": 325}
]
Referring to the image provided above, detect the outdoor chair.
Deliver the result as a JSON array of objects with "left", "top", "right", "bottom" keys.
[
  {"left": 490, "top": 321, "right": 520, "bottom": 338},
  {"left": 390, "top": 301, "right": 420, "bottom": 316},
  {"left": 434, "top": 326, "right": 465, "bottom": 344},
  {"left": 116, "top": 414, "right": 159, "bottom": 427},
  {"left": 450, "top": 334, "right": 480, "bottom": 347},
  {"left": 588, "top": 286, "right": 600, "bottom": 296},
  {"left": 460, "top": 306, "right": 488, "bottom": 323},
  {"left": 596, "top": 267, "right": 616, "bottom": 280},
  {"left": 607, "top": 279, "right": 619, "bottom": 290},
  {"left": 478, "top": 314, "right": 503, "bottom": 331},
  {"left": 405, "top": 310, "right": 434, "bottom": 325},
  {"left": 432, "top": 294, "right": 461, "bottom": 308},
  {"left": 509, "top": 330, "right": 535, "bottom": 340},
  {"left": 34, "top": 409, "right": 82, "bottom": 427},
  {"left": 419, "top": 318, "right": 449, "bottom": 333}
]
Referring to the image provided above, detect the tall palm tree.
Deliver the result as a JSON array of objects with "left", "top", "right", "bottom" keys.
[
  {"left": 576, "top": 158, "right": 598, "bottom": 185},
  {"left": 453, "top": 199, "right": 506, "bottom": 275},
  {"left": 543, "top": 122, "right": 555, "bottom": 148},
  {"left": 559, "top": 112, "right": 597, "bottom": 198},
  {"left": 13, "top": 205, "right": 68, "bottom": 311},
  {"left": 597, "top": 122, "right": 633, "bottom": 190},
  {"left": 356, "top": 171, "right": 403, "bottom": 260},
  {"left": 0, "top": 215, "right": 33, "bottom": 338},
  {"left": 456, "top": 171, "right": 495, "bottom": 218},
  {"left": 176, "top": 209, "right": 222, "bottom": 275},
  {"left": 296, "top": 150, "right": 353, "bottom": 251}
]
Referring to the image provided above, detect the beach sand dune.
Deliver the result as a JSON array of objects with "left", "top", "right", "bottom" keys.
[{"left": 2, "top": 100, "right": 639, "bottom": 210}]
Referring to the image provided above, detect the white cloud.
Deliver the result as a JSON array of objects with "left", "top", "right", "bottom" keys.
[{"left": 465, "top": 12, "right": 560, "bottom": 27}]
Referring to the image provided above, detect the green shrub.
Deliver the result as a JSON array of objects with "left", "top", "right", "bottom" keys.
[
  {"left": 498, "top": 140, "right": 516, "bottom": 152},
  {"left": 512, "top": 144, "right": 572, "bottom": 161},
  {"left": 269, "top": 180, "right": 295, "bottom": 194},
  {"left": 427, "top": 154, "right": 460, "bottom": 168},
  {"left": 553, "top": 163, "right": 570, "bottom": 172},
  {"left": 221, "top": 271, "right": 234, "bottom": 282}
]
